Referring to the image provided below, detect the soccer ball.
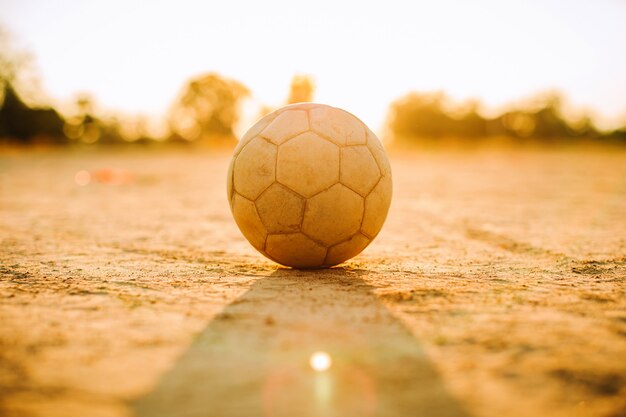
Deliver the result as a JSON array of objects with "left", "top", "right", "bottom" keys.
[{"left": 227, "top": 103, "right": 392, "bottom": 268}]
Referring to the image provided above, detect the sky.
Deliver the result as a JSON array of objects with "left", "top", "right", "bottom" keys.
[{"left": 2, "top": 0, "right": 626, "bottom": 133}]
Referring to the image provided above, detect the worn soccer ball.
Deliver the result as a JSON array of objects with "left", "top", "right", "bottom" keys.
[{"left": 227, "top": 103, "right": 392, "bottom": 269}]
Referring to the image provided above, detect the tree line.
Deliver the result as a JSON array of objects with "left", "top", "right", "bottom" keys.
[
  {"left": 387, "top": 91, "right": 625, "bottom": 143},
  {"left": 0, "top": 28, "right": 624, "bottom": 146},
  {"left": 0, "top": 70, "right": 318, "bottom": 145},
  {"left": 3, "top": 73, "right": 625, "bottom": 146}
]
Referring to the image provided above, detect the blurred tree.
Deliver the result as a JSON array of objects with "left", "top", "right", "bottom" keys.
[
  {"left": 388, "top": 92, "right": 486, "bottom": 140},
  {"left": 389, "top": 92, "right": 441, "bottom": 138},
  {"left": 62, "top": 94, "right": 105, "bottom": 144},
  {"left": 0, "top": 83, "right": 65, "bottom": 142},
  {"left": 0, "top": 26, "right": 65, "bottom": 143},
  {"left": 526, "top": 94, "right": 570, "bottom": 139},
  {"left": 606, "top": 126, "right": 626, "bottom": 142},
  {"left": 566, "top": 115, "right": 597, "bottom": 137},
  {"left": 499, "top": 110, "right": 537, "bottom": 137},
  {"left": 286, "top": 74, "right": 315, "bottom": 104},
  {"left": 0, "top": 27, "right": 29, "bottom": 94},
  {"left": 0, "top": 26, "right": 49, "bottom": 108},
  {"left": 388, "top": 90, "right": 607, "bottom": 143},
  {"left": 170, "top": 73, "right": 249, "bottom": 142}
]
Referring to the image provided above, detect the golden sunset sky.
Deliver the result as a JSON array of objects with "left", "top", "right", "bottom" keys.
[{"left": 3, "top": 0, "right": 626, "bottom": 132}]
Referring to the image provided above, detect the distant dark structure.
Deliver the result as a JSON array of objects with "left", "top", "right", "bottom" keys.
[{"left": 0, "top": 82, "right": 66, "bottom": 143}]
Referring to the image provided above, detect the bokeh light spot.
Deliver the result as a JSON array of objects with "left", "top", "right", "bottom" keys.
[
  {"left": 74, "top": 170, "right": 91, "bottom": 186},
  {"left": 310, "top": 351, "right": 332, "bottom": 372}
]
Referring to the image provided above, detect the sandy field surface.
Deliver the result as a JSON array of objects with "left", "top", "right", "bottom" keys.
[{"left": 1, "top": 146, "right": 625, "bottom": 417}]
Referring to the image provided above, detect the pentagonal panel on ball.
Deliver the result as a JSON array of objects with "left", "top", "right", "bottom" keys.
[
  {"left": 276, "top": 132, "right": 339, "bottom": 197},
  {"left": 265, "top": 233, "right": 327, "bottom": 269},
  {"left": 233, "top": 137, "right": 277, "bottom": 200},
  {"left": 231, "top": 193, "right": 267, "bottom": 252},
  {"left": 260, "top": 110, "right": 309, "bottom": 145},
  {"left": 255, "top": 183, "right": 305, "bottom": 233},
  {"left": 302, "top": 184, "right": 364, "bottom": 247},
  {"left": 340, "top": 146, "right": 381, "bottom": 196},
  {"left": 361, "top": 175, "right": 392, "bottom": 239},
  {"left": 310, "top": 106, "right": 366, "bottom": 146}
]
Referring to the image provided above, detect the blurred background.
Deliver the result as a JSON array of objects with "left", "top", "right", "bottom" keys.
[{"left": 1, "top": 0, "right": 625, "bottom": 147}]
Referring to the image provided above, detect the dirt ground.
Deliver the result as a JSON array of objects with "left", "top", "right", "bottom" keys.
[{"left": 1, "top": 146, "right": 625, "bottom": 417}]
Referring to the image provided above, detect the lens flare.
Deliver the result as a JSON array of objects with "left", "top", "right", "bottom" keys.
[
  {"left": 310, "top": 351, "right": 332, "bottom": 372},
  {"left": 74, "top": 170, "right": 91, "bottom": 186}
]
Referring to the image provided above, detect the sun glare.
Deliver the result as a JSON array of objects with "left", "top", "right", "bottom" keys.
[{"left": 310, "top": 351, "right": 332, "bottom": 372}]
